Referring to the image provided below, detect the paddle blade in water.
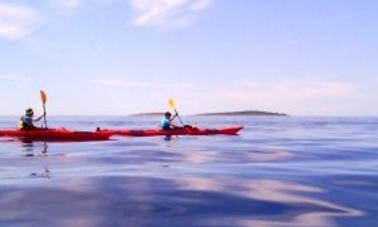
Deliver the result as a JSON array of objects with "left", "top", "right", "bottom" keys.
[{"left": 40, "top": 90, "right": 47, "bottom": 104}]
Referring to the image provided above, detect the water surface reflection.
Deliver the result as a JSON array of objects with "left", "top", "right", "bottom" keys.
[
  {"left": 0, "top": 116, "right": 376, "bottom": 227},
  {"left": 0, "top": 175, "right": 364, "bottom": 227}
]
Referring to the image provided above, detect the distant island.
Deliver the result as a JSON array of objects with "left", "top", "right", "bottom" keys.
[
  {"left": 195, "top": 110, "right": 288, "bottom": 116},
  {"left": 130, "top": 110, "right": 288, "bottom": 117}
]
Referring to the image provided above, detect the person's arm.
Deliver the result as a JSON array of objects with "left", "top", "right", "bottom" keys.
[
  {"left": 170, "top": 112, "right": 178, "bottom": 121},
  {"left": 169, "top": 120, "right": 180, "bottom": 129},
  {"left": 33, "top": 113, "right": 45, "bottom": 122}
]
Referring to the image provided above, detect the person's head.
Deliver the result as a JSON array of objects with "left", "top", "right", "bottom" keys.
[
  {"left": 25, "top": 108, "right": 34, "bottom": 117},
  {"left": 165, "top": 111, "right": 172, "bottom": 119}
]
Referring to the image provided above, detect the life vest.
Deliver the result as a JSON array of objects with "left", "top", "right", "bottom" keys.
[
  {"left": 18, "top": 116, "right": 34, "bottom": 130},
  {"left": 18, "top": 119, "right": 25, "bottom": 129},
  {"left": 160, "top": 118, "right": 171, "bottom": 130}
]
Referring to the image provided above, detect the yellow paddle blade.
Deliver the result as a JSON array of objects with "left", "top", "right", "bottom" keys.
[
  {"left": 40, "top": 90, "right": 47, "bottom": 104},
  {"left": 168, "top": 98, "right": 176, "bottom": 110}
]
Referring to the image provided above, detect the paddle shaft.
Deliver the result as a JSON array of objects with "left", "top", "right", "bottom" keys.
[
  {"left": 40, "top": 90, "right": 48, "bottom": 129},
  {"left": 42, "top": 104, "right": 47, "bottom": 128},
  {"left": 173, "top": 109, "right": 184, "bottom": 126},
  {"left": 168, "top": 99, "right": 184, "bottom": 126}
]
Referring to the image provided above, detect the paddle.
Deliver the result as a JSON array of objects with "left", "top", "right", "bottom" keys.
[
  {"left": 40, "top": 90, "right": 48, "bottom": 128},
  {"left": 168, "top": 98, "right": 184, "bottom": 126}
]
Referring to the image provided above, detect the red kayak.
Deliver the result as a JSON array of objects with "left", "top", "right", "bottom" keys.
[
  {"left": 0, "top": 126, "right": 243, "bottom": 141},
  {"left": 0, "top": 128, "right": 112, "bottom": 142},
  {"left": 103, "top": 126, "right": 243, "bottom": 137}
]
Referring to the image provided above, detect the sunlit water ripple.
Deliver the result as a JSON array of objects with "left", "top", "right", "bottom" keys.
[{"left": 0, "top": 116, "right": 377, "bottom": 227}]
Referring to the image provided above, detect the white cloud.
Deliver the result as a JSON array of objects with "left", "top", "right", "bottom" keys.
[
  {"left": 90, "top": 78, "right": 361, "bottom": 115},
  {"left": 90, "top": 78, "right": 199, "bottom": 91},
  {"left": 57, "top": 0, "right": 80, "bottom": 8},
  {"left": 0, "top": 74, "right": 27, "bottom": 81},
  {"left": 92, "top": 78, "right": 357, "bottom": 103},
  {"left": 218, "top": 80, "right": 357, "bottom": 103},
  {"left": 0, "top": 74, "right": 16, "bottom": 80},
  {"left": 129, "top": 0, "right": 213, "bottom": 28},
  {"left": 238, "top": 79, "right": 260, "bottom": 88},
  {"left": 0, "top": 3, "right": 41, "bottom": 40},
  {"left": 189, "top": 0, "right": 212, "bottom": 11},
  {"left": 90, "top": 79, "right": 143, "bottom": 87}
]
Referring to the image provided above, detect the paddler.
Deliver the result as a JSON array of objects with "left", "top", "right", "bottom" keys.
[
  {"left": 160, "top": 111, "right": 180, "bottom": 130},
  {"left": 19, "top": 108, "right": 45, "bottom": 130},
  {"left": 160, "top": 111, "right": 197, "bottom": 131}
]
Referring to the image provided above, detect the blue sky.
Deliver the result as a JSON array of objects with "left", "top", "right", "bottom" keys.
[{"left": 0, "top": 0, "right": 377, "bottom": 115}]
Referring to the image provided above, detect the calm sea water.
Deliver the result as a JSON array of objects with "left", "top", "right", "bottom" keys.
[{"left": 0, "top": 116, "right": 377, "bottom": 227}]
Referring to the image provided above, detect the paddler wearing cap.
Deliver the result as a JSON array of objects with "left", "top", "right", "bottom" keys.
[{"left": 18, "top": 108, "right": 45, "bottom": 130}]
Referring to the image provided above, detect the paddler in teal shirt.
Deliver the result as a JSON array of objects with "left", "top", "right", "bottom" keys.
[
  {"left": 160, "top": 112, "right": 179, "bottom": 130},
  {"left": 19, "top": 108, "right": 45, "bottom": 130}
]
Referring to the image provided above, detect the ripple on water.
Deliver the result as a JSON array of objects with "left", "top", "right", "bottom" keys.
[{"left": 0, "top": 116, "right": 377, "bottom": 227}]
